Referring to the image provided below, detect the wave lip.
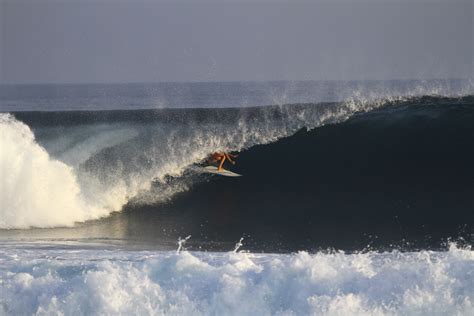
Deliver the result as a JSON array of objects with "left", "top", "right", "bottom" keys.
[{"left": 1, "top": 243, "right": 473, "bottom": 315}]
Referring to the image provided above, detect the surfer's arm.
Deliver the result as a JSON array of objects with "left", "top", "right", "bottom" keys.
[{"left": 225, "top": 153, "right": 236, "bottom": 164}]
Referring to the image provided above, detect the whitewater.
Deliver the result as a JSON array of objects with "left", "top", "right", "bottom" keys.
[{"left": 1, "top": 242, "right": 473, "bottom": 315}]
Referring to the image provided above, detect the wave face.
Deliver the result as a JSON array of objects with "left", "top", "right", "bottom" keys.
[
  {"left": 148, "top": 95, "right": 473, "bottom": 251},
  {"left": 1, "top": 243, "right": 473, "bottom": 315}
]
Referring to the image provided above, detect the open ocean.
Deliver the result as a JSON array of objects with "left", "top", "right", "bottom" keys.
[{"left": 1, "top": 79, "right": 473, "bottom": 315}]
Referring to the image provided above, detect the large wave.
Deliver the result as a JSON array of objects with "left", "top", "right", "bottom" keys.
[
  {"left": 0, "top": 97, "right": 387, "bottom": 228},
  {"left": 1, "top": 92, "right": 473, "bottom": 229}
]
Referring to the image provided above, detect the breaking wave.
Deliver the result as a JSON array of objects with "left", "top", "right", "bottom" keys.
[
  {"left": 1, "top": 93, "right": 473, "bottom": 229},
  {"left": 0, "top": 98, "right": 383, "bottom": 228}
]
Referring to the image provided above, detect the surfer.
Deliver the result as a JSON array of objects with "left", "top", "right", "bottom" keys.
[{"left": 209, "top": 152, "right": 238, "bottom": 171}]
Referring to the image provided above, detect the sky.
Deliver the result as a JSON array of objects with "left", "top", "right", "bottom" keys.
[{"left": 1, "top": 0, "right": 472, "bottom": 84}]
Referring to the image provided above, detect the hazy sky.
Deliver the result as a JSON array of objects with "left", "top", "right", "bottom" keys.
[{"left": 1, "top": 0, "right": 472, "bottom": 84}]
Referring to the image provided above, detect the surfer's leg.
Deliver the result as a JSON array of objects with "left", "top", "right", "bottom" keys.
[{"left": 218, "top": 156, "right": 226, "bottom": 171}]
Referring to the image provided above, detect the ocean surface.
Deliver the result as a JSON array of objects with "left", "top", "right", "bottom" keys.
[{"left": 1, "top": 80, "right": 473, "bottom": 315}]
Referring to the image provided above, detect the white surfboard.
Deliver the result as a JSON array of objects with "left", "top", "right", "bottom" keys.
[{"left": 203, "top": 166, "right": 242, "bottom": 177}]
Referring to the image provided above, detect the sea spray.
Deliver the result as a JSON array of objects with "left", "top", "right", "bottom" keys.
[
  {"left": 233, "top": 237, "right": 244, "bottom": 253},
  {"left": 177, "top": 235, "right": 191, "bottom": 254}
]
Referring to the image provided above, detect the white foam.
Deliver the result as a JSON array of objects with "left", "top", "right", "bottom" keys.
[
  {"left": 0, "top": 114, "right": 111, "bottom": 228},
  {"left": 0, "top": 244, "right": 472, "bottom": 315}
]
